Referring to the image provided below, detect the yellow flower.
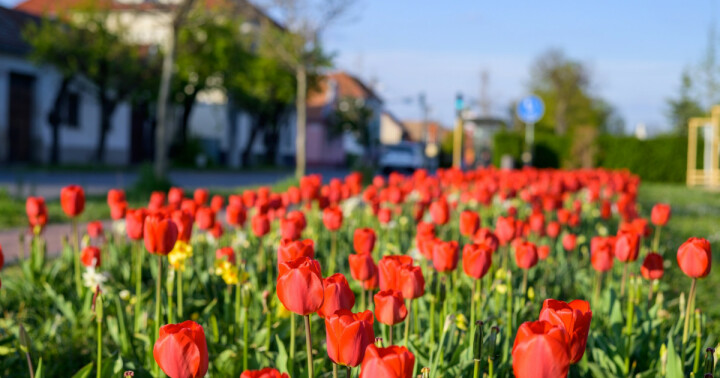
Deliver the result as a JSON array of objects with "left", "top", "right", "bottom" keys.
[
  {"left": 168, "top": 241, "right": 193, "bottom": 271},
  {"left": 214, "top": 259, "right": 240, "bottom": 285},
  {"left": 276, "top": 302, "right": 291, "bottom": 319}
]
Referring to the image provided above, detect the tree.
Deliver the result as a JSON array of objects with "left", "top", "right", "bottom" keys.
[
  {"left": 667, "top": 69, "right": 705, "bottom": 134},
  {"left": 530, "top": 49, "right": 599, "bottom": 135},
  {"left": 24, "top": 9, "right": 151, "bottom": 163},
  {"left": 155, "top": 0, "right": 196, "bottom": 179},
  {"left": 258, "top": 0, "right": 355, "bottom": 178},
  {"left": 328, "top": 96, "right": 374, "bottom": 149}
]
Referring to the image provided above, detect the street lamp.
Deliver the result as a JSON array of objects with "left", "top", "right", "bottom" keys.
[{"left": 453, "top": 93, "right": 464, "bottom": 168}]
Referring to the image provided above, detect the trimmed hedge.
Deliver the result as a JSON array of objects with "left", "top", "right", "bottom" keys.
[{"left": 493, "top": 131, "right": 690, "bottom": 183}]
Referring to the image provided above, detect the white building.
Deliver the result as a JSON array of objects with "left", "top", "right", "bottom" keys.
[
  {"left": 0, "top": 6, "right": 133, "bottom": 164},
  {"left": 10, "top": 0, "right": 296, "bottom": 167}
]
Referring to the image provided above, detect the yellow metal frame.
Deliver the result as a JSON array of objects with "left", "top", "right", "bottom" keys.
[{"left": 687, "top": 105, "right": 720, "bottom": 187}]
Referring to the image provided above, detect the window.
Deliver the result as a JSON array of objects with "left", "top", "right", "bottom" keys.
[{"left": 62, "top": 91, "right": 80, "bottom": 128}]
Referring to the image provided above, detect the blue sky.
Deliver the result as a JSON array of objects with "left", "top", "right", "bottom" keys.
[
  {"left": 322, "top": 0, "right": 716, "bottom": 133},
  {"left": 3, "top": 0, "right": 715, "bottom": 132}
]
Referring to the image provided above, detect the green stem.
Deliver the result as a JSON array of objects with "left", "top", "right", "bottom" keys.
[
  {"left": 473, "top": 360, "right": 480, "bottom": 378},
  {"left": 488, "top": 358, "right": 494, "bottom": 378},
  {"left": 693, "top": 310, "right": 702, "bottom": 375},
  {"left": 72, "top": 219, "right": 82, "bottom": 297},
  {"left": 388, "top": 324, "right": 393, "bottom": 345},
  {"left": 167, "top": 272, "right": 174, "bottom": 324},
  {"left": 328, "top": 231, "right": 338, "bottom": 276},
  {"left": 593, "top": 271, "right": 603, "bottom": 306},
  {"left": 154, "top": 255, "right": 162, "bottom": 377},
  {"left": 243, "top": 306, "right": 249, "bottom": 372},
  {"left": 430, "top": 274, "right": 439, "bottom": 344},
  {"left": 177, "top": 270, "right": 183, "bottom": 319},
  {"left": 469, "top": 279, "right": 476, "bottom": 352},
  {"left": 96, "top": 315, "right": 102, "bottom": 378},
  {"left": 304, "top": 314, "right": 314, "bottom": 378},
  {"left": 361, "top": 288, "right": 366, "bottom": 312},
  {"left": 682, "top": 278, "right": 698, "bottom": 345},
  {"left": 290, "top": 313, "right": 296, "bottom": 375},
  {"left": 333, "top": 363, "right": 338, "bottom": 378},
  {"left": 346, "top": 365, "right": 352, "bottom": 378},
  {"left": 652, "top": 226, "right": 662, "bottom": 253},
  {"left": 620, "top": 263, "right": 628, "bottom": 296},
  {"left": 404, "top": 299, "right": 411, "bottom": 347},
  {"left": 135, "top": 242, "right": 143, "bottom": 333},
  {"left": 624, "top": 277, "right": 635, "bottom": 374},
  {"left": 413, "top": 296, "right": 419, "bottom": 338},
  {"left": 521, "top": 269, "right": 528, "bottom": 298}
]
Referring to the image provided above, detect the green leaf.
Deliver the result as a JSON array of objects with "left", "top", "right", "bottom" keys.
[
  {"left": 666, "top": 337, "right": 684, "bottom": 378},
  {"left": 35, "top": 357, "right": 43, "bottom": 378},
  {"left": 275, "top": 334, "right": 289, "bottom": 374},
  {"left": 70, "top": 362, "right": 93, "bottom": 378},
  {"left": 18, "top": 324, "right": 31, "bottom": 354}
]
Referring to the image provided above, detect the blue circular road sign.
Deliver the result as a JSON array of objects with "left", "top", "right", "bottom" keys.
[{"left": 516, "top": 95, "right": 545, "bottom": 124}]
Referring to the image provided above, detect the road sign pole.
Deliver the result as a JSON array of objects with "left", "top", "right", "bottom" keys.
[
  {"left": 523, "top": 122, "right": 535, "bottom": 166},
  {"left": 453, "top": 93, "right": 464, "bottom": 169}
]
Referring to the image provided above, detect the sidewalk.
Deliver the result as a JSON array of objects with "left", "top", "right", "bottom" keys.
[{"left": 0, "top": 220, "right": 113, "bottom": 264}]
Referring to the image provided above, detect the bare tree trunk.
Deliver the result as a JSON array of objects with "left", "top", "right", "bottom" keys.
[
  {"left": 295, "top": 64, "right": 307, "bottom": 178},
  {"left": 155, "top": 0, "right": 196, "bottom": 178},
  {"left": 96, "top": 97, "right": 117, "bottom": 163},
  {"left": 48, "top": 76, "right": 71, "bottom": 164},
  {"left": 555, "top": 98, "right": 568, "bottom": 135}
]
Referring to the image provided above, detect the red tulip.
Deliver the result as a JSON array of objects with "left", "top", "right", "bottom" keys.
[
  {"left": 325, "top": 310, "right": 375, "bottom": 367},
  {"left": 194, "top": 188, "right": 209, "bottom": 206},
  {"left": 60, "top": 185, "right": 85, "bottom": 217},
  {"left": 562, "top": 233, "right": 577, "bottom": 252},
  {"left": 287, "top": 210, "right": 306, "bottom": 229},
  {"left": 171, "top": 210, "right": 193, "bottom": 243},
  {"left": 495, "top": 216, "right": 516, "bottom": 245},
  {"left": 614, "top": 230, "right": 640, "bottom": 263},
  {"left": 144, "top": 212, "right": 179, "bottom": 255},
  {"left": 429, "top": 199, "right": 449, "bottom": 225},
  {"left": 168, "top": 187, "right": 184, "bottom": 206},
  {"left": 240, "top": 368, "right": 289, "bottom": 378},
  {"left": 590, "top": 237, "right": 614, "bottom": 272},
  {"left": 210, "top": 223, "right": 223, "bottom": 239},
  {"left": 280, "top": 216, "right": 302, "bottom": 241},
  {"left": 323, "top": 205, "right": 344, "bottom": 231},
  {"left": 417, "top": 235, "right": 436, "bottom": 260},
  {"left": 416, "top": 221, "right": 435, "bottom": 239},
  {"left": 149, "top": 191, "right": 166, "bottom": 211},
  {"left": 538, "top": 299, "right": 592, "bottom": 363},
  {"left": 651, "top": 203, "right": 671, "bottom": 227},
  {"left": 512, "top": 320, "right": 570, "bottom": 378},
  {"left": 353, "top": 228, "right": 377, "bottom": 255},
  {"left": 349, "top": 253, "right": 376, "bottom": 282},
  {"left": 462, "top": 243, "right": 493, "bottom": 279},
  {"left": 600, "top": 200, "right": 612, "bottom": 219},
  {"left": 529, "top": 212, "right": 545, "bottom": 236},
  {"left": 641, "top": 252, "right": 664, "bottom": 280},
  {"left": 153, "top": 320, "right": 209, "bottom": 378},
  {"left": 276, "top": 257, "right": 324, "bottom": 315},
  {"left": 110, "top": 201, "right": 127, "bottom": 220},
  {"left": 514, "top": 241, "right": 538, "bottom": 270},
  {"left": 546, "top": 221, "right": 561, "bottom": 239},
  {"left": 362, "top": 264, "right": 379, "bottom": 291},
  {"left": 126, "top": 209, "right": 147, "bottom": 241},
  {"left": 677, "top": 237, "right": 712, "bottom": 278},
  {"left": 80, "top": 246, "right": 101, "bottom": 268},
  {"left": 277, "top": 239, "right": 315, "bottom": 266},
  {"left": 226, "top": 204, "right": 246, "bottom": 227},
  {"left": 216, "top": 247, "right": 236, "bottom": 265},
  {"left": 378, "top": 255, "right": 413, "bottom": 291},
  {"left": 398, "top": 264, "right": 425, "bottom": 299},
  {"left": 210, "top": 195, "right": 224, "bottom": 213},
  {"left": 26, "top": 196, "right": 48, "bottom": 228},
  {"left": 459, "top": 210, "right": 480, "bottom": 237},
  {"left": 195, "top": 207, "right": 215, "bottom": 231},
  {"left": 377, "top": 207, "right": 392, "bottom": 225},
  {"left": 181, "top": 199, "right": 198, "bottom": 218},
  {"left": 252, "top": 213, "right": 270, "bottom": 237},
  {"left": 432, "top": 240, "right": 459, "bottom": 272},
  {"left": 318, "top": 273, "right": 356, "bottom": 319},
  {"left": 107, "top": 189, "right": 126, "bottom": 206},
  {"left": 359, "top": 345, "right": 415, "bottom": 378},
  {"left": 557, "top": 209, "right": 571, "bottom": 225},
  {"left": 473, "top": 228, "right": 499, "bottom": 253},
  {"left": 374, "top": 290, "right": 408, "bottom": 325},
  {"left": 87, "top": 221, "right": 103, "bottom": 238},
  {"left": 538, "top": 245, "right": 551, "bottom": 260}
]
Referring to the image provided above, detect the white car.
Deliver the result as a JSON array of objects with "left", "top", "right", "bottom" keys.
[{"left": 378, "top": 142, "right": 425, "bottom": 174}]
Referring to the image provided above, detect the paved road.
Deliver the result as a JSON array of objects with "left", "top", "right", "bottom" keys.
[{"left": 0, "top": 167, "right": 350, "bottom": 198}]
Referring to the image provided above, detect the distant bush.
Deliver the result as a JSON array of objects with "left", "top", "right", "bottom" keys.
[{"left": 492, "top": 131, "right": 690, "bottom": 183}]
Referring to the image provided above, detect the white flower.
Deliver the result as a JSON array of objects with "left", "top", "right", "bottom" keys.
[
  {"left": 112, "top": 220, "right": 126, "bottom": 237},
  {"left": 119, "top": 290, "right": 131, "bottom": 301},
  {"left": 341, "top": 196, "right": 362, "bottom": 216},
  {"left": 83, "top": 267, "right": 110, "bottom": 293}
]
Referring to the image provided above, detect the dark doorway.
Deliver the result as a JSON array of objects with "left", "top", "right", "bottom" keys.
[
  {"left": 7, "top": 72, "right": 35, "bottom": 162},
  {"left": 130, "top": 102, "right": 154, "bottom": 164}
]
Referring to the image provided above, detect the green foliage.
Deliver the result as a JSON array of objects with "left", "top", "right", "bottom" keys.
[
  {"left": 493, "top": 131, "right": 689, "bottom": 182},
  {"left": 328, "top": 96, "right": 375, "bottom": 148},
  {"left": 666, "top": 69, "right": 705, "bottom": 134},
  {"left": 594, "top": 135, "right": 688, "bottom": 182}
]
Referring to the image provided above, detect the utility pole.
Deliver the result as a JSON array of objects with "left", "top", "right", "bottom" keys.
[{"left": 453, "top": 93, "right": 464, "bottom": 169}]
